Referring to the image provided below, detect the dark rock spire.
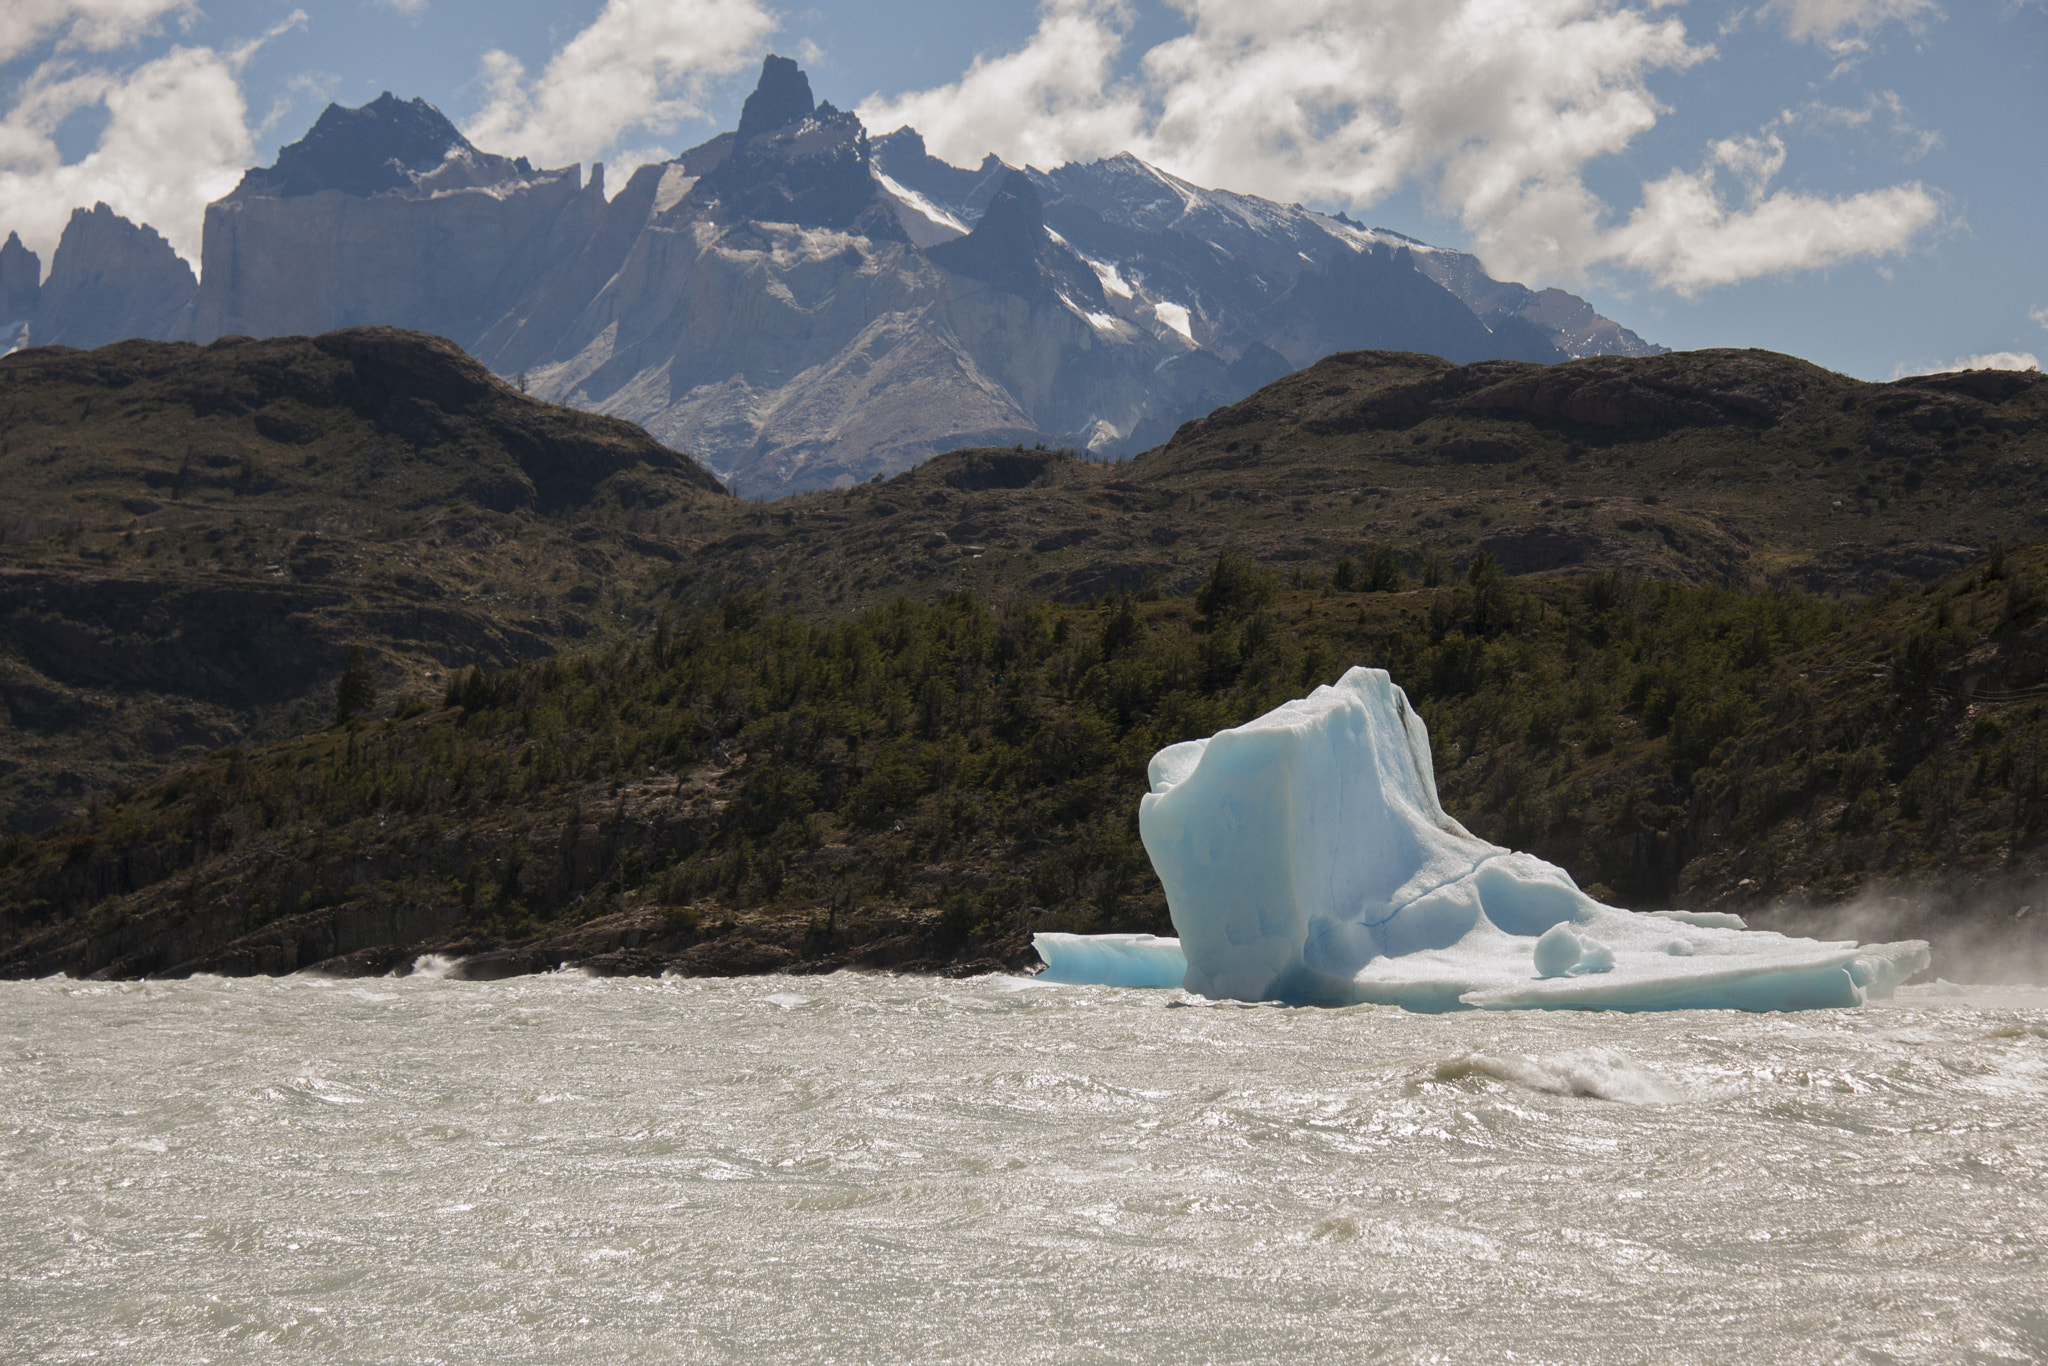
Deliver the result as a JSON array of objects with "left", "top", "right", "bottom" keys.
[
  {"left": 737, "top": 55, "right": 815, "bottom": 139},
  {"left": 927, "top": 170, "right": 1104, "bottom": 307},
  {"left": 1, "top": 231, "right": 40, "bottom": 323}
]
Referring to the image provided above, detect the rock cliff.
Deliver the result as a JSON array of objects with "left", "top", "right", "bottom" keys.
[
  {"left": 187, "top": 94, "right": 596, "bottom": 346},
  {"left": 1, "top": 231, "right": 38, "bottom": 327},
  {"left": 28, "top": 205, "right": 196, "bottom": 350}
]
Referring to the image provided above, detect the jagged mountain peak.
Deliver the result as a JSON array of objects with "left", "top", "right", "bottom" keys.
[
  {"left": 967, "top": 171, "right": 1045, "bottom": 257},
  {"left": 29, "top": 204, "right": 194, "bottom": 350},
  {"left": 927, "top": 170, "right": 1108, "bottom": 311},
  {"left": 38, "top": 61, "right": 1665, "bottom": 499},
  {"left": 691, "top": 59, "right": 892, "bottom": 235},
  {"left": 233, "top": 92, "right": 533, "bottom": 200},
  {"left": 737, "top": 55, "right": 816, "bottom": 139},
  {"left": 2, "top": 231, "right": 40, "bottom": 325}
]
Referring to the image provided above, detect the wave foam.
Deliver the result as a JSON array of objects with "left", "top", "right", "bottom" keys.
[{"left": 1434, "top": 1047, "right": 1678, "bottom": 1104}]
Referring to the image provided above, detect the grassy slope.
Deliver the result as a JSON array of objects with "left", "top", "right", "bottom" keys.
[
  {"left": 0, "top": 328, "right": 726, "bottom": 833},
  {"left": 6, "top": 546, "right": 2048, "bottom": 981}
]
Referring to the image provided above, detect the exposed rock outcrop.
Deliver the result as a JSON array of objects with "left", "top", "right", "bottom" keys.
[
  {"left": 1, "top": 231, "right": 38, "bottom": 325},
  {"left": 30, "top": 205, "right": 196, "bottom": 349}
]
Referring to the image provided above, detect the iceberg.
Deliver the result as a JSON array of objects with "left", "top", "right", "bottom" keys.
[{"left": 1100, "top": 666, "right": 1928, "bottom": 1012}]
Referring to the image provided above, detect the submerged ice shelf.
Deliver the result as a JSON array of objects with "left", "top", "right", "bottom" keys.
[
  {"left": 1033, "top": 933, "right": 1188, "bottom": 988},
  {"left": 1042, "top": 667, "right": 1928, "bottom": 1012}
]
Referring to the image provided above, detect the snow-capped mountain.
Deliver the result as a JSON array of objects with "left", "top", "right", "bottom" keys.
[{"left": 3, "top": 56, "right": 1660, "bottom": 498}]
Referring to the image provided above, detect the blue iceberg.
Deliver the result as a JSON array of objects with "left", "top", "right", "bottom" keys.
[
  {"left": 1047, "top": 667, "right": 1927, "bottom": 1011},
  {"left": 1032, "top": 932, "right": 1189, "bottom": 987}
]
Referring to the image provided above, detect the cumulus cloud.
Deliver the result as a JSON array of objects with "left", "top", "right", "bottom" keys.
[
  {"left": 859, "top": 0, "right": 1939, "bottom": 295},
  {"left": 0, "top": 13, "right": 301, "bottom": 265},
  {"left": 856, "top": 0, "right": 1145, "bottom": 174},
  {"left": 1763, "top": 0, "right": 1940, "bottom": 52},
  {"left": 0, "top": 0, "right": 195, "bottom": 65},
  {"left": 1604, "top": 154, "right": 1937, "bottom": 293},
  {"left": 463, "top": 0, "right": 775, "bottom": 167},
  {"left": 2033, "top": 305, "right": 2048, "bottom": 331}
]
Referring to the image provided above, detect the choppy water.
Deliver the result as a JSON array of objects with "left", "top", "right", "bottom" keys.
[{"left": 4, "top": 970, "right": 2046, "bottom": 1365}]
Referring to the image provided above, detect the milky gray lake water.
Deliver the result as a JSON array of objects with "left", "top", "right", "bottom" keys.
[{"left": 3, "top": 969, "right": 2045, "bottom": 1364}]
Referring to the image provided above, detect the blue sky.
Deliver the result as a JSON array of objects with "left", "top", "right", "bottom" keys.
[{"left": 2, "top": 0, "right": 2042, "bottom": 380}]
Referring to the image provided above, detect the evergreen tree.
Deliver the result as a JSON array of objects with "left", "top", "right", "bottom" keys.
[
  {"left": 334, "top": 645, "right": 377, "bottom": 725},
  {"left": 1363, "top": 545, "right": 1405, "bottom": 593}
]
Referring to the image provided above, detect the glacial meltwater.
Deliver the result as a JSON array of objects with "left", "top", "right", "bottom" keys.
[{"left": 4, "top": 971, "right": 2046, "bottom": 1364}]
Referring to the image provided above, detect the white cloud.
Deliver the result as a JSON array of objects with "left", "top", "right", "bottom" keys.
[
  {"left": 2032, "top": 305, "right": 2048, "bottom": 331},
  {"left": 463, "top": 0, "right": 775, "bottom": 167},
  {"left": 857, "top": 0, "right": 1144, "bottom": 174},
  {"left": 1894, "top": 351, "right": 2040, "bottom": 376},
  {"left": 1710, "top": 132, "right": 1789, "bottom": 198},
  {"left": 1799, "top": 90, "right": 1940, "bottom": 159},
  {"left": 0, "top": 11, "right": 301, "bottom": 266},
  {"left": 380, "top": 0, "right": 427, "bottom": 15},
  {"left": 859, "top": 0, "right": 1940, "bottom": 295},
  {"left": 1605, "top": 165, "right": 1937, "bottom": 293},
  {"left": 0, "top": 0, "right": 195, "bottom": 65},
  {"left": 1764, "top": 0, "right": 1940, "bottom": 52}
]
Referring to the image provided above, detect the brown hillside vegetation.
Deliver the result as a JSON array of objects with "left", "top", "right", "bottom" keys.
[
  {"left": 5, "top": 333, "right": 2043, "bottom": 839},
  {"left": 673, "top": 348, "right": 2048, "bottom": 615},
  {"left": 0, "top": 328, "right": 726, "bottom": 833},
  {"left": 6, "top": 330, "right": 2048, "bottom": 988}
]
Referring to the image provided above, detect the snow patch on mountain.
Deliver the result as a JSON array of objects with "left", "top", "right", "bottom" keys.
[{"left": 1152, "top": 301, "right": 1195, "bottom": 344}]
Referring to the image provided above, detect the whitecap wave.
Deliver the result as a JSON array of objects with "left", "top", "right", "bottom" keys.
[{"left": 1434, "top": 1047, "right": 1678, "bottom": 1104}]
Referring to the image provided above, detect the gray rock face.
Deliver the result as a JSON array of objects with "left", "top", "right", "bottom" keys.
[
  {"left": 1, "top": 232, "right": 38, "bottom": 326},
  {"left": 60, "top": 55, "right": 1665, "bottom": 498},
  {"left": 31, "top": 205, "right": 196, "bottom": 350},
  {"left": 188, "top": 94, "right": 592, "bottom": 346}
]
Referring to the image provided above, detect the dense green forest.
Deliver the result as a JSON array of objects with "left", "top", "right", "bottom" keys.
[{"left": 6, "top": 543, "right": 2048, "bottom": 978}]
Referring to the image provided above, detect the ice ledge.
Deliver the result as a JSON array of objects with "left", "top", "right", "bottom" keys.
[{"left": 1033, "top": 932, "right": 1187, "bottom": 988}]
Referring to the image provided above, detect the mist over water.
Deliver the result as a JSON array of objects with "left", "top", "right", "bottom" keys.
[
  {"left": 1751, "top": 878, "right": 2048, "bottom": 986},
  {"left": 4, "top": 971, "right": 2046, "bottom": 1364}
]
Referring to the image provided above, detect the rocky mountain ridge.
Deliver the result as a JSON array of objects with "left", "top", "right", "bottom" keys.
[{"left": 2, "top": 56, "right": 1661, "bottom": 497}]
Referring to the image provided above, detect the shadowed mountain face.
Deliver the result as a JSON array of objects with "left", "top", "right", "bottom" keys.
[
  {"left": 736, "top": 54, "right": 815, "bottom": 137},
  {"left": 28, "top": 205, "right": 196, "bottom": 351},
  {"left": 1, "top": 232, "right": 38, "bottom": 326},
  {"left": 2, "top": 57, "right": 1663, "bottom": 498},
  {"left": 926, "top": 171, "right": 1104, "bottom": 307}
]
